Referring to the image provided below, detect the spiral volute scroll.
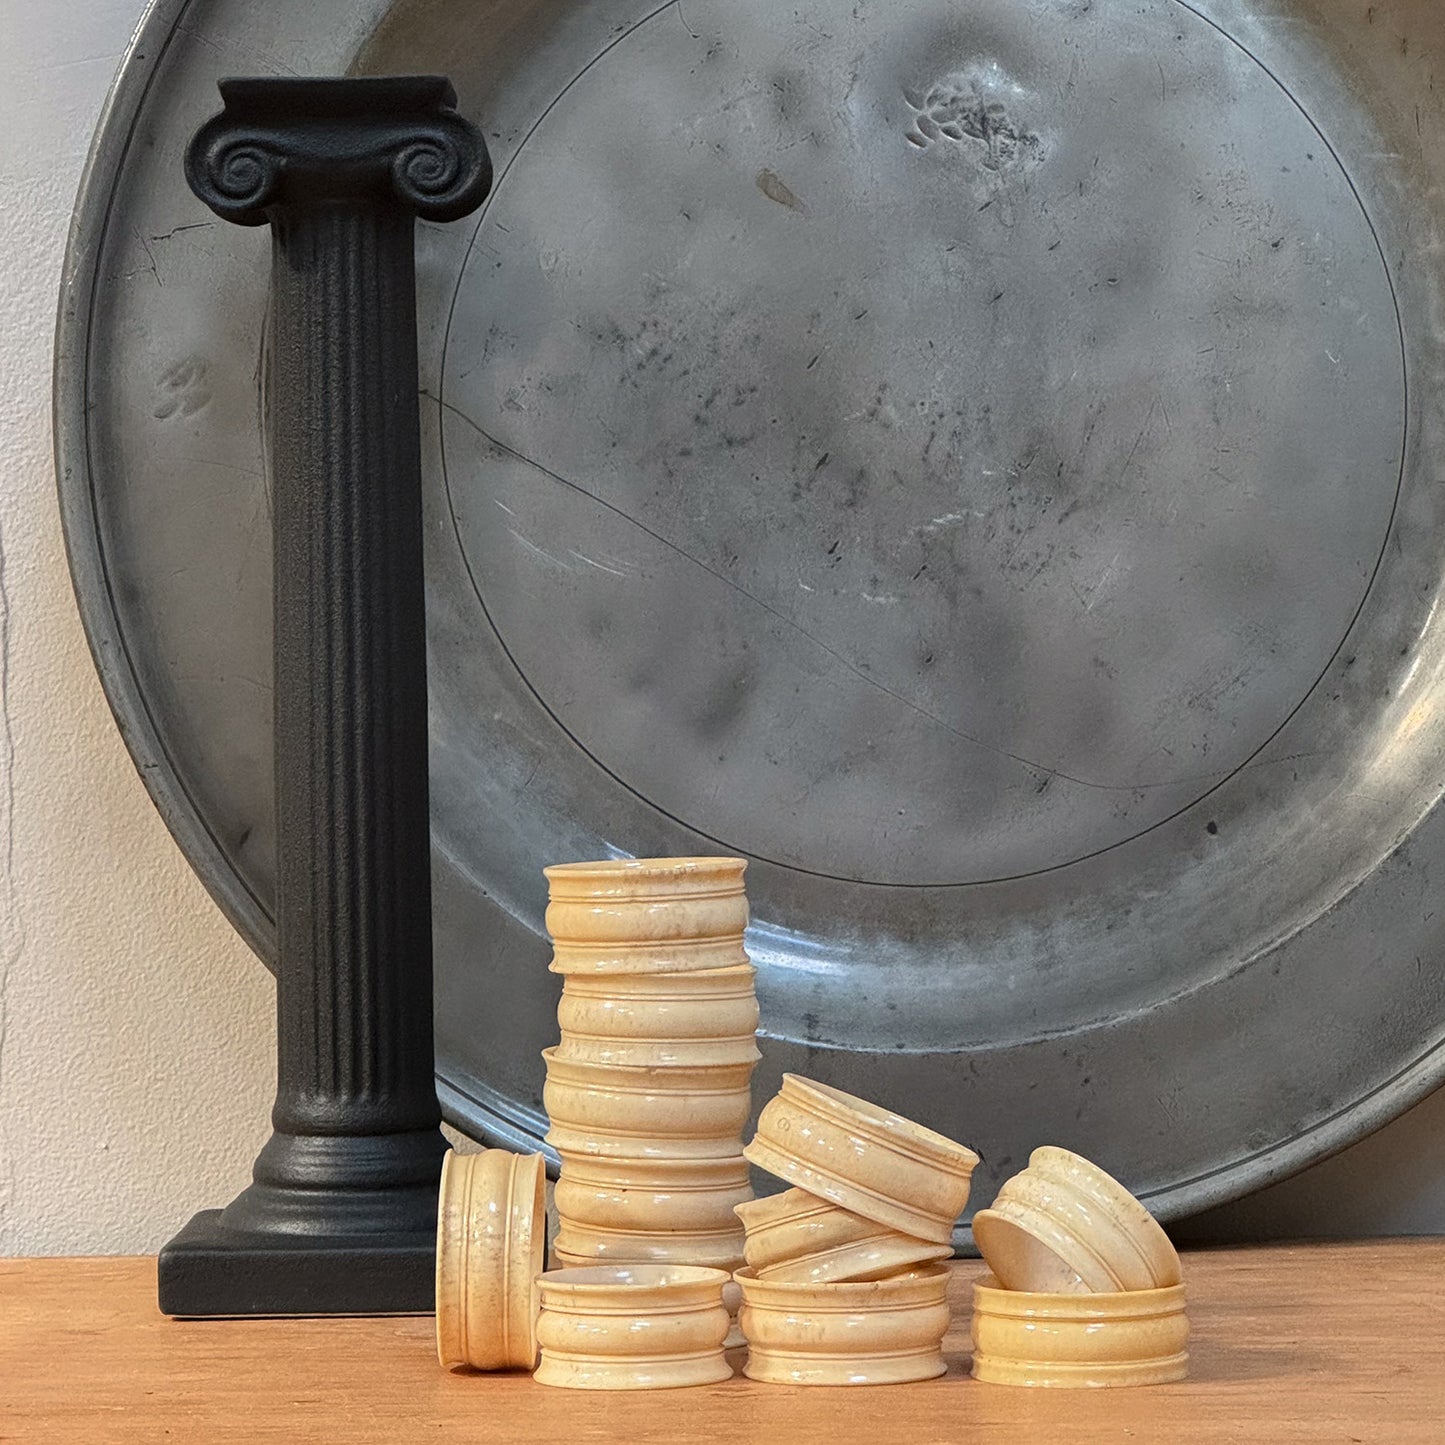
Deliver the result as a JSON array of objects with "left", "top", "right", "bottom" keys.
[
  {"left": 184, "top": 123, "right": 285, "bottom": 227},
  {"left": 390, "top": 117, "right": 493, "bottom": 223}
]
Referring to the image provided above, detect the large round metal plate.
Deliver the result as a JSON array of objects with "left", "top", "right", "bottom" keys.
[{"left": 58, "top": 0, "right": 1445, "bottom": 1234}]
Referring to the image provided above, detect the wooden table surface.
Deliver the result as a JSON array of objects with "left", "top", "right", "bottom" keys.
[{"left": 2, "top": 1241, "right": 1441, "bottom": 1443}]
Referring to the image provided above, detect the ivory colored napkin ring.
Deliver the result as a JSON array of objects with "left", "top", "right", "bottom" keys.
[
  {"left": 1027, "top": 1147, "right": 1181, "bottom": 1288},
  {"left": 754, "top": 1231, "right": 952, "bottom": 1286},
  {"left": 972, "top": 1199, "right": 1114, "bottom": 1294},
  {"left": 546, "top": 1119, "right": 749, "bottom": 1161},
  {"left": 736, "top": 1264, "right": 952, "bottom": 1386},
  {"left": 974, "top": 1147, "right": 1181, "bottom": 1294},
  {"left": 556, "top": 965, "right": 760, "bottom": 1069},
  {"left": 435, "top": 1148, "right": 547, "bottom": 1372},
  {"left": 543, "top": 1049, "right": 754, "bottom": 1141},
  {"left": 534, "top": 1264, "right": 734, "bottom": 1391},
  {"left": 544, "top": 857, "right": 749, "bottom": 975},
  {"left": 556, "top": 1151, "right": 753, "bottom": 1233},
  {"left": 971, "top": 1275, "right": 1189, "bottom": 1387},
  {"left": 555, "top": 1028, "right": 761, "bottom": 1069},
  {"left": 553, "top": 1218, "right": 746, "bottom": 1269},
  {"left": 735, "top": 1187, "right": 951, "bottom": 1284},
  {"left": 745, "top": 1075, "right": 979, "bottom": 1243}
]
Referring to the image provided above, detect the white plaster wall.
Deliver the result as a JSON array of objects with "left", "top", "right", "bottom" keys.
[
  {"left": 0, "top": 0, "right": 276, "bottom": 1256},
  {"left": 0, "top": 0, "right": 1440, "bottom": 1256}
]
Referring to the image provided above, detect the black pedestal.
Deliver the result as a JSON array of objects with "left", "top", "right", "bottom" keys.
[
  {"left": 158, "top": 77, "right": 492, "bottom": 1317},
  {"left": 159, "top": 1212, "right": 436, "bottom": 1317}
]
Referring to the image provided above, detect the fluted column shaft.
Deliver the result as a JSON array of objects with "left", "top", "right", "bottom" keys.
[
  {"left": 268, "top": 202, "right": 434, "bottom": 1139},
  {"left": 223, "top": 198, "right": 442, "bottom": 1225}
]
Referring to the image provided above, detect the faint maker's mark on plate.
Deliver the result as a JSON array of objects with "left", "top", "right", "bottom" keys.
[{"left": 904, "top": 68, "right": 1042, "bottom": 169}]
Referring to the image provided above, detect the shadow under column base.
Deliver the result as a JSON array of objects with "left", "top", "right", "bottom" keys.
[{"left": 157, "top": 1209, "right": 436, "bottom": 1317}]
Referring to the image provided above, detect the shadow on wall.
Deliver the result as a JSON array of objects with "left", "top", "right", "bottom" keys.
[{"left": 1176, "top": 1083, "right": 1445, "bottom": 1243}]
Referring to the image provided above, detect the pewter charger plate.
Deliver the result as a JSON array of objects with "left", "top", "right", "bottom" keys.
[{"left": 58, "top": 0, "right": 1445, "bottom": 1232}]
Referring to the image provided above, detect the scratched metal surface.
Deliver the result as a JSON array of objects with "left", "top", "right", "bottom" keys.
[{"left": 56, "top": 0, "right": 1445, "bottom": 1234}]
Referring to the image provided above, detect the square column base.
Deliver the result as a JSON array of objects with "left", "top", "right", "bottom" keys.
[{"left": 158, "top": 1210, "right": 436, "bottom": 1317}]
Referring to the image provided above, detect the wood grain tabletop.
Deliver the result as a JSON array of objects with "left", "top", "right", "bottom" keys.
[{"left": 2, "top": 1240, "right": 1441, "bottom": 1443}]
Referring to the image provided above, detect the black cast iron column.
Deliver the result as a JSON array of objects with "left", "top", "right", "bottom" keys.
[{"left": 157, "top": 77, "right": 491, "bottom": 1316}]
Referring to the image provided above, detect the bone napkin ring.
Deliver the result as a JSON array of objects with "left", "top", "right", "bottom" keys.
[
  {"left": 974, "top": 1146, "right": 1181, "bottom": 1295},
  {"left": 734, "top": 1186, "right": 953, "bottom": 1284},
  {"left": 435, "top": 1148, "right": 548, "bottom": 1372},
  {"left": 533, "top": 1264, "right": 734, "bottom": 1390},
  {"left": 971, "top": 1275, "right": 1189, "bottom": 1387},
  {"left": 544, "top": 857, "right": 749, "bottom": 975},
  {"left": 745, "top": 1074, "right": 979, "bottom": 1243},
  {"left": 735, "top": 1263, "right": 952, "bottom": 1386}
]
